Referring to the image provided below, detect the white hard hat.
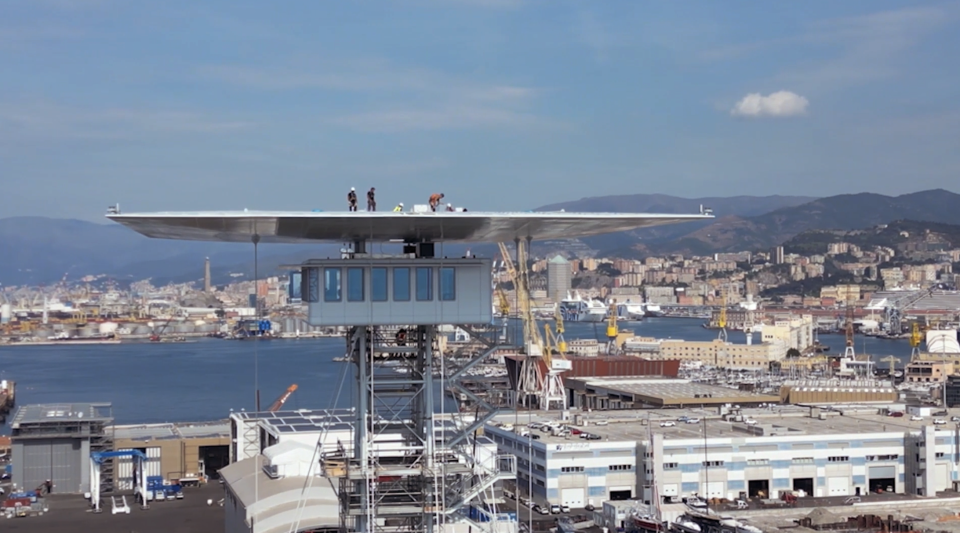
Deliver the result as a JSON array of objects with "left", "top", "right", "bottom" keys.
[
  {"left": 351, "top": 187, "right": 355, "bottom": 191},
  {"left": 447, "top": 203, "right": 452, "bottom": 206},
  {"left": 399, "top": 203, "right": 404, "bottom": 206}
]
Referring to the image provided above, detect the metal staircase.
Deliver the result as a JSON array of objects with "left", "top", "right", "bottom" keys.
[{"left": 90, "top": 427, "right": 115, "bottom": 494}]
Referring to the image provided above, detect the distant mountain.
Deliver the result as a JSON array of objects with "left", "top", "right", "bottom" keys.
[
  {"left": 619, "top": 189, "right": 960, "bottom": 256},
  {"left": 537, "top": 193, "right": 817, "bottom": 217},
  {"left": 0, "top": 217, "right": 335, "bottom": 286},
  {"left": 536, "top": 194, "right": 818, "bottom": 253}
]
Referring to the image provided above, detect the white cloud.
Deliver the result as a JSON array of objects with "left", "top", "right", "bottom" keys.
[{"left": 730, "top": 91, "right": 809, "bottom": 118}]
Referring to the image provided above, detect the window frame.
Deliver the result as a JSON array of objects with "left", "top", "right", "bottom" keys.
[{"left": 323, "top": 267, "right": 342, "bottom": 302}]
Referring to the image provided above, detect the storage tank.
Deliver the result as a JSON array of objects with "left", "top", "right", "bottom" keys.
[
  {"left": 133, "top": 324, "right": 152, "bottom": 335},
  {"left": 0, "top": 304, "right": 11, "bottom": 324},
  {"left": 99, "top": 322, "right": 119, "bottom": 336},
  {"left": 79, "top": 325, "right": 99, "bottom": 337}
]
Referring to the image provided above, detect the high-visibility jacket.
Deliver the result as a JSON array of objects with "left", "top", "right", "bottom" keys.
[{"left": 393, "top": 205, "right": 403, "bottom": 212}]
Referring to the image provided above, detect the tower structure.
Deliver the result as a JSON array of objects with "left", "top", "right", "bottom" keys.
[{"left": 108, "top": 206, "right": 712, "bottom": 533}]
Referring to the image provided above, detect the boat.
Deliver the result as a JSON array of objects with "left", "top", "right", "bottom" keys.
[
  {"left": 644, "top": 302, "right": 664, "bottom": 317},
  {"left": 13, "top": 334, "right": 121, "bottom": 346},
  {"left": 559, "top": 292, "right": 607, "bottom": 322},
  {"left": 616, "top": 301, "right": 646, "bottom": 321}
]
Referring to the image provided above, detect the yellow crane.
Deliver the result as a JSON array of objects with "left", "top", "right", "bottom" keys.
[
  {"left": 497, "top": 241, "right": 570, "bottom": 410},
  {"left": 495, "top": 285, "right": 511, "bottom": 341},
  {"left": 909, "top": 322, "right": 923, "bottom": 361},
  {"left": 717, "top": 293, "right": 728, "bottom": 342},
  {"left": 606, "top": 299, "right": 619, "bottom": 354}
]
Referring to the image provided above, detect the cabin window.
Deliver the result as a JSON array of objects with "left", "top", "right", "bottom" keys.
[
  {"left": 393, "top": 268, "right": 410, "bottom": 301},
  {"left": 439, "top": 267, "right": 456, "bottom": 301},
  {"left": 371, "top": 268, "right": 388, "bottom": 302},
  {"left": 416, "top": 267, "right": 433, "bottom": 301},
  {"left": 324, "top": 268, "right": 341, "bottom": 302},
  {"left": 347, "top": 268, "right": 364, "bottom": 302}
]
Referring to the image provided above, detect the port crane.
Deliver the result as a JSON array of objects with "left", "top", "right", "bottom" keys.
[
  {"left": 267, "top": 384, "right": 298, "bottom": 412},
  {"left": 717, "top": 294, "right": 728, "bottom": 342},
  {"left": 605, "top": 299, "right": 620, "bottom": 354},
  {"left": 149, "top": 315, "right": 176, "bottom": 342},
  {"left": 909, "top": 322, "right": 923, "bottom": 361},
  {"left": 497, "top": 241, "right": 570, "bottom": 410}
]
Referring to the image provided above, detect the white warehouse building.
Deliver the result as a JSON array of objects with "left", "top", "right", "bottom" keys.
[{"left": 486, "top": 406, "right": 960, "bottom": 509}]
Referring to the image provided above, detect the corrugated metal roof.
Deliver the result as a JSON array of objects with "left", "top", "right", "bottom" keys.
[{"left": 11, "top": 402, "right": 113, "bottom": 426}]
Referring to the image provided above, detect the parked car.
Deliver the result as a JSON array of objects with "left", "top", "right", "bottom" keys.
[
  {"left": 744, "top": 419, "right": 758, "bottom": 425},
  {"left": 561, "top": 505, "right": 570, "bottom": 513},
  {"left": 586, "top": 434, "right": 601, "bottom": 440},
  {"left": 676, "top": 416, "right": 689, "bottom": 423},
  {"left": 951, "top": 416, "right": 960, "bottom": 422},
  {"left": 550, "top": 504, "right": 561, "bottom": 514},
  {"left": 685, "top": 418, "right": 701, "bottom": 424},
  {"left": 910, "top": 415, "right": 923, "bottom": 421},
  {"left": 934, "top": 419, "right": 947, "bottom": 425},
  {"left": 889, "top": 412, "right": 904, "bottom": 418},
  {"left": 660, "top": 421, "right": 676, "bottom": 427},
  {"left": 585, "top": 503, "right": 595, "bottom": 512}
]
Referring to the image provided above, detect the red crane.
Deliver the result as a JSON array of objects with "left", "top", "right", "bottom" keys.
[{"left": 267, "top": 384, "right": 298, "bottom": 412}]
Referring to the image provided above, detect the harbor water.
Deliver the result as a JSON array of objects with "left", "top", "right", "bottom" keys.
[{"left": 0, "top": 318, "right": 915, "bottom": 434}]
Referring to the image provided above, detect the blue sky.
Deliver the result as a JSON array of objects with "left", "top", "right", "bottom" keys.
[{"left": 2, "top": 0, "right": 958, "bottom": 220}]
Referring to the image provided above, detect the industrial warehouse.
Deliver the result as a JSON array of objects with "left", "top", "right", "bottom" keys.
[
  {"left": 9, "top": 403, "right": 230, "bottom": 494},
  {"left": 485, "top": 405, "right": 960, "bottom": 514}
]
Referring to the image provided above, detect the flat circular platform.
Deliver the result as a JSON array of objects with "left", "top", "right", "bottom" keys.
[{"left": 107, "top": 210, "right": 712, "bottom": 243}]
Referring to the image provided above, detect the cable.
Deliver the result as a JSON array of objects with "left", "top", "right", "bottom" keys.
[{"left": 251, "top": 232, "right": 261, "bottom": 513}]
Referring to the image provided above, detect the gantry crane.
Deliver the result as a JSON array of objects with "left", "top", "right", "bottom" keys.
[{"left": 497, "top": 241, "right": 570, "bottom": 410}]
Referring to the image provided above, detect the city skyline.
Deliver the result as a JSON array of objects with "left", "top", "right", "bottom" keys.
[{"left": 2, "top": 1, "right": 959, "bottom": 220}]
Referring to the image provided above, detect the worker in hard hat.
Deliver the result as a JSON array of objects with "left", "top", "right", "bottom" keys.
[
  {"left": 428, "top": 193, "right": 444, "bottom": 212},
  {"left": 393, "top": 203, "right": 404, "bottom": 212},
  {"left": 347, "top": 187, "right": 358, "bottom": 212}
]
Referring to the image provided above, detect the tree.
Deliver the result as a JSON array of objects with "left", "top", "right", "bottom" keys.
[{"left": 786, "top": 348, "right": 801, "bottom": 359}]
